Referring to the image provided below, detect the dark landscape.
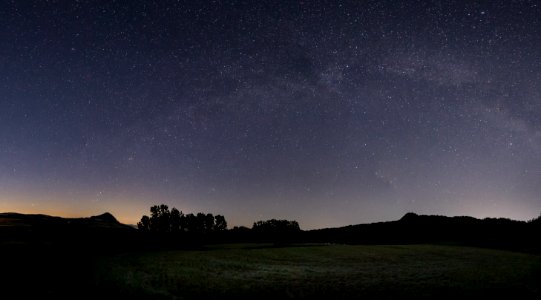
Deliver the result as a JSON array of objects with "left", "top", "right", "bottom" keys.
[
  {"left": 2, "top": 209, "right": 540, "bottom": 299},
  {"left": 3, "top": 1, "right": 541, "bottom": 299}
]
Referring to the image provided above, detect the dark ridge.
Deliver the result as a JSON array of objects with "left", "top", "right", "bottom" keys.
[
  {"left": 0, "top": 211, "right": 135, "bottom": 234},
  {"left": 399, "top": 212, "right": 418, "bottom": 221},
  {"left": 299, "top": 212, "right": 541, "bottom": 253},
  {"left": 89, "top": 212, "right": 119, "bottom": 223}
]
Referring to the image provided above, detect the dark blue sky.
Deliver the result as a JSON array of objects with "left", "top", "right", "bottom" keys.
[{"left": 1, "top": 1, "right": 540, "bottom": 228}]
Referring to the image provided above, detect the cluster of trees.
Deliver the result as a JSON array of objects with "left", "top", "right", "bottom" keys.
[
  {"left": 136, "top": 204, "right": 304, "bottom": 245},
  {"left": 252, "top": 219, "right": 300, "bottom": 233},
  {"left": 529, "top": 214, "right": 541, "bottom": 226},
  {"left": 251, "top": 219, "right": 301, "bottom": 244},
  {"left": 137, "top": 204, "right": 227, "bottom": 233}
]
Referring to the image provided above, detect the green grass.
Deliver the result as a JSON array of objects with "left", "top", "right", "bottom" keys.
[{"left": 94, "top": 244, "right": 541, "bottom": 299}]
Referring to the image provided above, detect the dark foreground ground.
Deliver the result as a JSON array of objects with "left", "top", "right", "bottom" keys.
[{"left": 3, "top": 243, "right": 540, "bottom": 299}]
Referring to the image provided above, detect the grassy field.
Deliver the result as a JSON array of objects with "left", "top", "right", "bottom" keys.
[{"left": 94, "top": 244, "right": 541, "bottom": 299}]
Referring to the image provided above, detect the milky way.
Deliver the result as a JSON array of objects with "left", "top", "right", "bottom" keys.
[{"left": 1, "top": 1, "right": 540, "bottom": 228}]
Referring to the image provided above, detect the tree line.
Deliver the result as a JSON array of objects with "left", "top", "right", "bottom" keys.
[
  {"left": 252, "top": 219, "right": 300, "bottom": 233},
  {"left": 137, "top": 204, "right": 302, "bottom": 245},
  {"left": 137, "top": 204, "right": 227, "bottom": 233}
]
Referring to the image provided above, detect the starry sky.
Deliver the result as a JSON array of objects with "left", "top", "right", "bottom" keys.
[{"left": 1, "top": 1, "right": 541, "bottom": 229}]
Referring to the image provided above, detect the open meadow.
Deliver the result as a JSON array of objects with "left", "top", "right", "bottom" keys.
[{"left": 94, "top": 244, "right": 541, "bottom": 299}]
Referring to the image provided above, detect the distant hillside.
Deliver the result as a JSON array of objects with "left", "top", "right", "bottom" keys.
[
  {"left": 303, "top": 212, "right": 541, "bottom": 252},
  {"left": 0, "top": 212, "right": 132, "bottom": 230},
  {"left": 0, "top": 212, "right": 136, "bottom": 250}
]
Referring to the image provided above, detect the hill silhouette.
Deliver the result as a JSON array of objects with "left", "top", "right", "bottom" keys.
[
  {"left": 0, "top": 212, "right": 133, "bottom": 233},
  {"left": 89, "top": 211, "right": 120, "bottom": 223},
  {"left": 0, "top": 211, "right": 130, "bottom": 228},
  {"left": 303, "top": 212, "right": 541, "bottom": 252},
  {"left": 0, "top": 212, "right": 137, "bottom": 299},
  {"left": 0, "top": 211, "right": 136, "bottom": 253}
]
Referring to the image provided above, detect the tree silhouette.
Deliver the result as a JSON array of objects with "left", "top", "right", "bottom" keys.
[
  {"left": 252, "top": 219, "right": 301, "bottom": 245},
  {"left": 149, "top": 204, "right": 171, "bottom": 232},
  {"left": 170, "top": 208, "right": 183, "bottom": 232},
  {"left": 214, "top": 215, "right": 227, "bottom": 231},
  {"left": 204, "top": 213, "right": 215, "bottom": 233},
  {"left": 137, "top": 215, "right": 150, "bottom": 231},
  {"left": 137, "top": 204, "right": 229, "bottom": 241},
  {"left": 252, "top": 219, "right": 300, "bottom": 233},
  {"left": 196, "top": 213, "right": 206, "bottom": 233},
  {"left": 184, "top": 213, "right": 196, "bottom": 232}
]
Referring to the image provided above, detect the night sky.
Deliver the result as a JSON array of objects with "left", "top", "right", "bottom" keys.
[{"left": 1, "top": 1, "right": 541, "bottom": 229}]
